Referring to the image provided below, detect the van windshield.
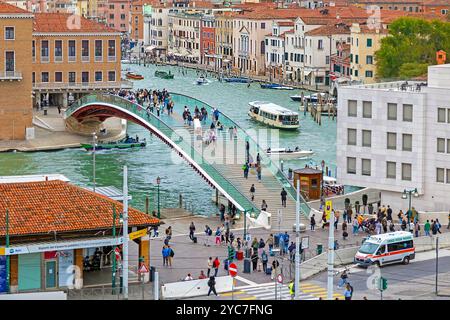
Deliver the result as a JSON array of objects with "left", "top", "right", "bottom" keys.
[{"left": 359, "top": 242, "right": 378, "bottom": 254}]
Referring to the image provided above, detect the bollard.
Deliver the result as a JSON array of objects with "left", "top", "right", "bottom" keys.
[{"left": 179, "top": 194, "right": 183, "bottom": 208}]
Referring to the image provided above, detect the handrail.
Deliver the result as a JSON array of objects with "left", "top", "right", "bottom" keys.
[
  {"left": 65, "top": 93, "right": 258, "bottom": 215},
  {"left": 169, "top": 92, "right": 311, "bottom": 218}
]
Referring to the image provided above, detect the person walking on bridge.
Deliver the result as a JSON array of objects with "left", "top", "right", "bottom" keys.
[
  {"left": 250, "top": 184, "right": 256, "bottom": 201},
  {"left": 281, "top": 188, "right": 287, "bottom": 207}
]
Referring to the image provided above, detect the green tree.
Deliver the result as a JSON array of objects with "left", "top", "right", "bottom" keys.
[{"left": 376, "top": 17, "right": 450, "bottom": 79}]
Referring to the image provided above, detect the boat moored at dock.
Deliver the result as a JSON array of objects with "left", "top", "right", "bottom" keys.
[{"left": 266, "top": 147, "right": 314, "bottom": 160}]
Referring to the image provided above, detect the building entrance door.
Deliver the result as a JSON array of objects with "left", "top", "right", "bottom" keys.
[{"left": 45, "top": 260, "right": 57, "bottom": 289}]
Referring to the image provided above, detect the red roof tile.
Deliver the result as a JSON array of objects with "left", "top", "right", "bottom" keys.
[
  {"left": 0, "top": 1, "right": 30, "bottom": 14},
  {"left": 33, "top": 13, "right": 119, "bottom": 33},
  {"left": 0, "top": 180, "right": 159, "bottom": 237},
  {"left": 305, "top": 23, "right": 351, "bottom": 36}
]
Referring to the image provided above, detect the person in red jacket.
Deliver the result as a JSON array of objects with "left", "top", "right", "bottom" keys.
[{"left": 213, "top": 257, "right": 220, "bottom": 277}]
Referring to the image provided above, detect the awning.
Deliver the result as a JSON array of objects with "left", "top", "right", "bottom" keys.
[
  {"left": 223, "top": 59, "right": 231, "bottom": 63},
  {"left": 145, "top": 46, "right": 155, "bottom": 52}
]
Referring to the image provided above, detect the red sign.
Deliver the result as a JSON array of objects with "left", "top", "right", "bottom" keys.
[
  {"left": 138, "top": 264, "right": 149, "bottom": 273},
  {"left": 228, "top": 263, "right": 238, "bottom": 277},
  {"left": 115, "top": 247, "right": 121, "bottom": 261}
]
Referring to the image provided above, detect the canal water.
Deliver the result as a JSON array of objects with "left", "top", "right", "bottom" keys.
[{"left": 0, "top": 63, "right": 341, "bottom": 215}]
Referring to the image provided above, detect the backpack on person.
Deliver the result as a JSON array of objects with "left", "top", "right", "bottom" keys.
[
  {"left": 207, "top": 228, "right": 213, "bottom": 236},
  {"left": 170, "top": 249, "right": 175, "bottom": 257},
  {"left": 208, "top": 278, "right": 215, "bottom": 287}
]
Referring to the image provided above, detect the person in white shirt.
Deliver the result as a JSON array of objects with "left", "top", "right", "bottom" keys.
[{"left": 184, "top": 273, "right": 193, "bottom": 281}]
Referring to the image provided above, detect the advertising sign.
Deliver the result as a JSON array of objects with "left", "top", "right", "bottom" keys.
[
  {"left": 0, "top": 256, "right": 6, "bottom": 293},
  {"left": 58, "top": 250, "right": 74, "bottom": 288}
]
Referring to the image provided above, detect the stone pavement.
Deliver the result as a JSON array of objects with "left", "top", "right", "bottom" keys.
[{"left": 0, "top": 107, "right": 126, "bottom": 152}]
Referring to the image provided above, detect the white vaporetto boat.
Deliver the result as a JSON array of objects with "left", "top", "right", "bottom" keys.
[
  {"left": 248, "top": 101, "right": 299, "bottom": 130},
  {"left": 266, "top": 147, "right": 314, "bottom": 159}
]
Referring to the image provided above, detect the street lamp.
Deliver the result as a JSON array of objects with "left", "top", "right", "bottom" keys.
[
  {"left": 321, "top": 160, "right": 325, "bottom": 205},
  {"left": 401, "top": 188, "right": 419, "bottom": 232},
  {"left": 92, "top": 132, "right": 97, "bottom": 193},
  {"left": 156, "top": 176, "right": 161, "bottom": 219}
]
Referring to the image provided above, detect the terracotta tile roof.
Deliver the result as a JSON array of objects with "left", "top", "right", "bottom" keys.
[
  {"left": 0, "top": 1, "right": 30, "bottom": 13},
  {"left": 305, "top": 23, "right": 351, "bottom": 36},
  {"left": 422, "top": 0, "right": 450, "bottom": 6},
  {"left": 33, "top": 13, "right": 119, "bottom": 33},
  {"left": 277, "top": 21, "right": 295, "bottom": 26},
  {"left": 0, "top": 180, "right": 159, "bottom": 237}
]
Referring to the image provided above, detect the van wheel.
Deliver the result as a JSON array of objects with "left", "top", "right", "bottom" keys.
[{"left": 403, "top": 256, "right": 410, "bottom": 265}]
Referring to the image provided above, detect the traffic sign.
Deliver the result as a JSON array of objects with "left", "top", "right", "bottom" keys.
[
  {"left": 228, "top": 263, "right": 238, "bottom": 277},
  {"left": 114, "top": 247, "right": 121, "bottom": 262},
  {"left": 325, "top": 200, "right": 332, "bottom": 220},
  {"left": 129, "top": 228, "right": 148, "bottom": 241},
  {"left": 277, "top": 273, "right": 283, "bottom": 284},
  {"left": 138, "top": 264, "right": 149, "bottom": 273}
]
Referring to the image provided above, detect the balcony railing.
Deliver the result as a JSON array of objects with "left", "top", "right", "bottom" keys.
[
  {"left": 0, "top": 71, "right": 23, "bottom": 80},
  {"left": 68, "top": 55, "right": 76, "bottom": 62},
  {"left": 108, "top": 56, "right": 116, "bottom": 62},
  {"left": 33, "top": 81, "right": 131, "bottom": 90},
  {"left": 95, "top": 56, "right": 103, "bottom": 62},
  {"left": 41, "top": 56, "right": 50, "bottom": 63},
  {"left": 82, "top": 56, "right": 90, "bottom": 62},
  {"left": 55, "top": 55, "right": 63, "bottom": 62}
]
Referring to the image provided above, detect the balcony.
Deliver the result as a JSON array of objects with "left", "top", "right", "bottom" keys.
[
  {"left": 41, "top": 56, "right": 50, "bottom": 63},
  {"left": 238, "top": 50, "right": 249, "bottom": 57},
  {"left": 82, "top": 56, "right": 90, "bottom": 62},
  {"left": 55, "top": 55, "right": 63, "bottom": 63},
  {"left": 108, "top": 56, "right": 117, "bottom": 62},
  {"left": 33, "top": 80, "right": 131, "bottom": 91},
  {"left": 0, "top": 71, "right": 23, "bottom": 81},
  {"left": 95, "top": 56, "right": 103, "bottom": 62},
  {"left": 68, "top": 55, "right": 76, "bottom": 62}
]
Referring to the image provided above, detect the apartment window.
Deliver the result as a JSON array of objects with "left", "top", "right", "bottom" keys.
[
  {"left": 362, "top": 130, "right": 371, "bottom": 147},
  {"left": 108, "top": 71, "right": 116, "bottom": 81},
  {"left": 447, "top": 169, "right": 450, "bottom": 184},
  {"left": 68, "top": 72, "right": 76, "bottom": 83},
  {"left": 387, "top": 103, "right": 397, "bottom": 120},
  {"left": 55, "top": 72, "right": 62, "bottom": 82},
  {"left": 362, "top": 101, "right": 372, "bottom": 118},
  {"left": 437, "top": 138, "right": 445, "bottom": 153},
  {"left": 108, "top": 40, "right": 116, "bottom": 61},
  {"left": 401, "top": 163, "right": 412, "bottom": 181},
  {"left": 32, "top": 72, "right": 35, "bottom": 83},
  {"left": 403, "top": 104, "right": 413, "bottom": 122},
  {"left": 366, "top": 55, "right": 373, "bottom": 64},
  {"left": 448, "top": 109, "right": 450, "bottom": 123},
  {"left": 436, "top": 168, "right": 445, "bottom": 183},
  {"left": 447, "top": 139, "right": 450, "bottom": 154},
  {"left": 81, "top": 72, "right": 89, "bottom": 83},
  {"left": 348, "top": 100, "right": 357, "bottom": 117},
  {"left": 41, "top": 40, "right": 49, "bottom": 62},
  {"left": 5, "top": 27, "right": 14, "bottom": 40},
  {"left": 355, "top": 54, "right": 359, "bottom": 64},
  {"left": 55, "top": 40, "right": 63, "bottom": 62},
  {"left": 81, "top": 40, "right": 89, "bottom": 62},
  {"left": 347, "top": 157, "right": 356, "bottom": 174},
  {"left": 402, "top": 134, "right": 412, "bottom": 151},
  {"left": 95, "top": 71, "right": 102, "bottom": 82},
  {"left": 261, "top": 23, "right": 265, "bottom": 29},
  {"left": 387, "top": 132, "right": 397, "bottom": 150},
  {"left": 109, "top": 14, "right": 114, "bottom": 19},
  {"left": 438, "top": 108, "right": 446, "bottom": 122},
  {"left": 95, "top": 40, "right": 103, "bottom": 61},
  {"left": 386, "top": 161, "right": 396, "bottom": 179},
  {"left": 5, "top": 51, "right": 14, "bottom": 72},
  {"left": 362, "top": 159, "right": 371, "bottom": 176},
  {"left": 41, "top": 72, "right": 49, "bottom": 82},
  {"left": 32, "top": 40, "right": 35, "bottom": 61},
  {"left": 365, "top": 71, "right": 373, "bottom": 78},
  {"left": 366, "top": 38, "right": 372, "bottom": 47},
  {"left": 68, "top": 40, "right": 76, "bottom": 62},
  {"left": 347, "top": 128, "right": 357, "bottom": 146},
  {"left": 318, "top": 39, "right": 323, "bottom": 49}
]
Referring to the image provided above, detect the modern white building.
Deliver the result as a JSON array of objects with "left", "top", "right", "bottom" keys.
[{"left": 337, "top": 64, "right": 450, "bottom": 213}]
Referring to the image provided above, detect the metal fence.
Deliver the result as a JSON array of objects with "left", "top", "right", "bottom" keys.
[{"left": 67, "top": 283, "right": 154, "bottom": 300}]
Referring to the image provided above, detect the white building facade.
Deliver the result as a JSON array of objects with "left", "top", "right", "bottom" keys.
[
  {"left": 337, "top": 64, "right": 450, "bottom": 213},
  {"left": 145, "top": 5, "right": 172, "bottom": 57}
]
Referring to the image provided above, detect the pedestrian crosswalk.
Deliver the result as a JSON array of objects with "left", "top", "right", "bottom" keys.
[{"left": 229, "top": 282, "right": 345, "bottom": 300}]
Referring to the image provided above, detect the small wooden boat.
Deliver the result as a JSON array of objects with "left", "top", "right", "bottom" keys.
[
  {"left": 126, "top": 72, "right": 144, "bottom": 80},
  {"left": 196, "top": 76, "right": 208, "bottom": 85},
  {"left": 266, "top": 147, "right": 314, "bottom": 160},
  {"left": 291, "top": 93, "right": 336, "bottom": 104},
  {"left": 81, "top": 138, "right": 147, "bottom": 151},
  {"left": 223, "top": 77, "right": 251, "bottom": 83},
  {"left": 155, "top": 70, "right": 174, "bottom": 79},
  {"left": 260, "top": 83, "right": 294, "bottom": 90}
]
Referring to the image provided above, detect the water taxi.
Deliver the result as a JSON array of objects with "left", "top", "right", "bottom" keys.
[
  {"left": 126, "top": 72, "right": 144, "bottom": 80},
  {"left": 266, "top": 147, "right": 314, "bottom": 160},
  {"left": 260, "top": 83, "right": 294, "bottom": 90},
  {"left": 290, "top": 93, "right": 336, "bottom": 104},
  {"left": 196, "top": 76, "right": 208, "bottom": 85},
  {"left": 155, "top": 70, "right": 174, "bottom": 79},
  {"left": 81, "top": 136, "right": 147, "bottom": 151},
  {"left": 248, "top": 101, "right": 299, "bottom": 130}
]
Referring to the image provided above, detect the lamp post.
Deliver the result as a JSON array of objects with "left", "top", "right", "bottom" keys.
[
  {"left": 92, "top": 132, "right": 97, "bottom": 193},
  {"left": 401, "top": 188, "right": 419, "bottom": 232},
  {"left": 321, "top": 160, "right": 325, "bottom": 205},
  {"left": 156, "top": 176, "right": 161, "bottom": 219}
]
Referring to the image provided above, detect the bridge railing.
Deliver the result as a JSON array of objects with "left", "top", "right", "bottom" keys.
[
  {"left": 65, "top": 93, "right": 258, "bottom": 214},
  {"left": 169, "top": 93, "right": 311, "bottom": 218}
]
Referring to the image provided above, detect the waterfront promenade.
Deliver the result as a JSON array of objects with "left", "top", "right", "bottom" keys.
[{"left": 0, "top": 107, "right": 126, "bottom": 152}]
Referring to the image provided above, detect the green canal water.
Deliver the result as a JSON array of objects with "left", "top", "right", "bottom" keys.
[{"left": 0, "top": 63, "right": 342, "bottom": 215}]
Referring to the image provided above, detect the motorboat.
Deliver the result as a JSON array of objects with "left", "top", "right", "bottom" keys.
[
  {"left": 223, "top": 77, "right": 251, "bottom": 83},
  {"left": 260, "top": 83, "right": 295, "bottom": 90},
  {"left": 291, "top": 93, "right": 336, "bottom": 104},
  {"left": 126, "top": 72, "right": 144, "bottom": 80},
  {"left": 81, "top": 137, "right": 147, "bottom": 151},
  {"left": 323, "top": 175, "right": 345, "bottom": 195},
  {"left": 155, "top": 70, "right": 174, "bottom": 79},
  {"left": 196, "top": 76, "right": 208, "bottom": 85},
  {"left": 248, "top": 101, "right": 299, "bottom": 130},
  {"left": 266, "top": 147, "right": 314, "bottom": 160},
  {"left": 121, "top": 59, "right": 131, "bottom": 64}
]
